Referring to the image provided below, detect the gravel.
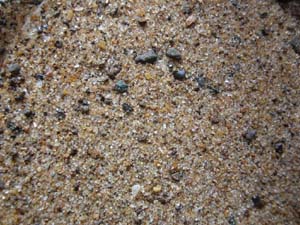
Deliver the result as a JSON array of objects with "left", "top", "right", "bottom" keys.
[
  {"left": 166, "top": 47, "right": 182, "bottom": 60},
  {"left": 173, "top": 69, "right": 186, "bottom": 80},
  {"left": 290, "top": 36, "right": 300, "bottom": 54},
  {"left": 115, "top": 80, "right": 128, "bottom": 93},
  {"left": 0, "top": 0, "right": 299, "bottom": 224},
  {"left": 135, "top": 49, "right": 158, "bottom": 64}
]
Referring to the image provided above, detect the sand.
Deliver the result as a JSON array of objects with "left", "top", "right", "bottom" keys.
[{"left": 0, "top": 0, "right": 300, "bottom": 224}]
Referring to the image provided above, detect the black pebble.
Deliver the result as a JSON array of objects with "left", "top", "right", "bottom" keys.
[
  {"left": 290, "top": 36, "right": 300, "bottom": 55},
  {"left": 252, "top": 195, "right": 264, "bottom": 209},
  {"left": 24, "top": 109, "right": 35, "bottom": 118},
  {"left": 55, "top": 40, "right": 63, "bottom": 48},
  {"left": 122, "top": 103, "right": 133, "bottom": 113},
  {"left": 274, "top": 142, "right": 284, "bottom": 154},
  {"left": 56, "top": 108, "right": 66, "bottom": 120},
  {"left": 35, "top": 73, "right": 45, "bottom": 80}
]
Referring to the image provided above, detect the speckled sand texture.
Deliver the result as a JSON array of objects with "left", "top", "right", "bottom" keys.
[{"left": 0, "top": 0, "right": 300, "bottom": 224}]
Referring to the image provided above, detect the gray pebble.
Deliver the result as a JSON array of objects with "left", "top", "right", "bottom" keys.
[
  {"left": 173, "top": 69, "right": 186, "bottom": 80},
  {"left": 244, "top": 129, "right": 257, "bottom": 142},
  {"left": 8, "top": 64, "right": 21, "bottom": 76},
  {"left": 115, "top": 80, "right": 128, "bottom": 93},
  {"left": 290, "top": 36, "right": 300, "bottom": 55},
  {"left": 135, "top": 50, "right": 158, "bottom": 64},
  {"left": 166, "top": 48, "right": 182, "bottom": 60}
]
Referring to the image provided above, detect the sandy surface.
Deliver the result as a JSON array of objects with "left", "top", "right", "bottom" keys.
[{"left": 0, "top": 0, "right": 300, "bottom": 224}]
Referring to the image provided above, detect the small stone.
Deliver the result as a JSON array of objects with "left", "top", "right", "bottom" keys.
[
  {"left": 77, "top": 99, "right": 90, "bottom": 114},
  {"left": 175, "top": 203, "right": 183, "bottom": 211},
  {"left": 135, "top": 50, "right": 158, "bottom": 64},
  {"left": 66, "top": 9, "right": 74, "bottom": 21},
  {"left": 290, "top": 36, "right": 300, "bottom": 55},
  {"left": 274, "top": 141, "right": 284, "bottom": 154},
  {"left": 228, "top": 215, "right": 237, "bottom": 225},
  {"left": 132, "top": 184, "right": 141, "bottom": 197},
  {"left": 137, "top": 135, "right": 148, "bottom": 143},
  {"left": 8, "top": 64, "right": 21, "bottom": 76},
  {"left": 98, "top": 40, "right": 107, "bottom": 51},
  {"left": 137, "top": 17, "right": 147, "bottom": 26},
  {"left": 195, "top": 76, "right": 206, "bottom": 88},
  {"left": 182, "top": 2, "right": 192, "bottom": 15},
  {"left": 115, "top": 80, "right": 128, "bottom": 93},
  {"left": 55, "top": 40, "right": 63, "bottom": 48},
  {"left": 173, "top": 69, "right": 186, "bottom": 80},
  {"left": 0, "top": 178, "right": 5, "bottom": 191},
  {"left": 34, "top": 73, "right": 44, "bottom": 80},
  {"left": 243, "top": 129, "right": 257, "bottom": 142},
  {"left": 0, "top": 47, "right": 5, "bottom": 55},
  {"left": 56, "top": 108, "right": 66, "bottom": 120},
  {"left": 166, "top": 48, "right": 182, "bottom": 60},
  {"left": 252, "top": 195, "right": 265, "bottom": 209},
  {"left": 15, "top": 91, "right": 26, "bottom": 102},
  {"left": 24, "top": 110, "right": 35, "bottom": 118},
  {"left": 122, "top": 103, "right": 133, "bottom": 113},
  {"left": 153, "top": 185, "right": 162, "bottom": 193},
  {"left": 186, "top": 15, "right": 197, "bottom": 27},
  {"left": 106, "top": 62, "right": 122, "bottom": 79}
]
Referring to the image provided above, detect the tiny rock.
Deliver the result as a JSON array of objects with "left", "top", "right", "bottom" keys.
[
  {"left": 135, "top": 50, "right": 158, "bottom": 64},
  {"left": 166, "top": 48, "right": 182, "bottom": 60},
  {"left": 115, "top": 80, "right": 128, "bottom": 93},
  {"left": 290, "top": 36, "right": 300, "bottom": 55},
  {"left": 186, "top": 15, "right": 197, "bottom": 27},
  {"left": 173, "top": 69, "right": 186, "bottom": 80},
  {"left": 8, "top": 64, "right": 21, "bottom": 76},
  {"left": 153, "top": 185, "right": 162, "bottom": 193}
]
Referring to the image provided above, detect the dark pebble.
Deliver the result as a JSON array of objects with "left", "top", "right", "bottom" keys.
[
  {"left": 0, "top": 178, "right": 5, "bottom": 190},
  {"left": 115, "top": 80, "right": 128, "bottom": 93},
  {"left": 195, "top": 76, "right": 206, "bottom": 89},
  {"left": 274, "top": 141, "right": 284, "bottom": 154},
  {"left": 6, "top": 121, "right": 22, "bottom": 137},
  {"left": 24, "top": 109, "right": 35, "bottom": 118},
  {"left": 228, "top": 215, "right": 236, "bottom": 225},
  {"left": 8, "top": 64, "right": 21, "bottom": 76},
  {"left": 35, "top": 73, "right": 45, "bottom": 80},
  {"left": 243, "top": 129, "right": 257, "bottom": 142},
  {"left": 56, "top": 108, "right": 66, "bottom": 120},
  {"left": 252, "top": 195, "right": 265, "bottom": 209},
  {"left": 78, "top": 99, "right": 90, "bottom": 114},
  {"left": 70, "top": 149, "right": 78, "bottom": 156},
  {"left": 135, "top": 50, "right": 158, "bottom": 64},
  {"left": 73, "top": 183, "right": 80, "bottom": 192},
  {"left": 0, "top": 47, "right": 5, "bottom": 55},
  {"left": 171, "top": 171, "right": 183, "bottom": 182},
  {"left": 175, "top": 203, "right": 183, "bottom": 211},
  {"left": 260, "top": 12, "right": 268, "bottom": 19},
  {"left": 9, "top": 76, "right": 25, "bottom": 89},
  {"left": 290, "top": 36, "right": 300, "bottom": 55},
  {"left": 122, "top": 103, "right": 133, "bottom": 113},
  {"left": 55, "top": 40, "right": 63, "bottom": 48},
  {"left": 166, "top": 48, "right": 182, "bottom": 60},
  {"left": 173, "top": 69, "right": 186, "bottom": 80},
  {"left": 15, "top": 91, "right": 26, "bottom": 102}
]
